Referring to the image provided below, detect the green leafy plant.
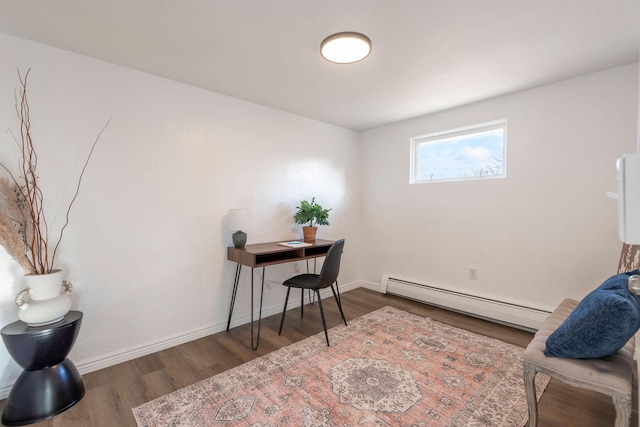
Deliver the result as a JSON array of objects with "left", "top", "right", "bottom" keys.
[{"left": 293, "top": 197, "right": 331, "bottom": 228}]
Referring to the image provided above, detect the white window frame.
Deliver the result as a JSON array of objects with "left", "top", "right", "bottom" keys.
[{"left": 410, "top": 119, "right": 507, "bottom": 184}]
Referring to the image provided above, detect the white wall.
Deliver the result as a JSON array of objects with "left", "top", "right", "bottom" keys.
[
  {"left": 0, "top": 30, "right": 637, "bottom": 400},
  {"left": 360, "top": 63, "right": 639, "bottom": 313},
  {"left": 0, "top": 33, "right": 363, "bottom": 393}
]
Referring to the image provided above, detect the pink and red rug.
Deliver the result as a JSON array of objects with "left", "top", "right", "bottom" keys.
[{"left": 133, "top": 306, "right": 548, "bottom": 426}]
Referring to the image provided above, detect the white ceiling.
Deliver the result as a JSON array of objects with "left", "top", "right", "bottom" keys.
[{"left": 0, "top": 1, "right": 639, "bottom": 131}]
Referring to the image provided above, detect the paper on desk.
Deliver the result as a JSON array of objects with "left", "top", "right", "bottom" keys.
[{"left": 278, "top": 241, "right": 312, "bottom": 248}]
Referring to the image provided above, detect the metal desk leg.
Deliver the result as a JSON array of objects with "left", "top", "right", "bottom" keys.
[
  {"left": 250, "top": 266, "right": 266, "bottom": 350},
  {"left": 226, "top": 263, "right": 242, "bottom": 331},
  {"left": 305, "top": 259, "right": 318, "bottom": 305}
]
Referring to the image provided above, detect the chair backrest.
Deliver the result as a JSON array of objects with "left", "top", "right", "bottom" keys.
[
  {"left": 314, "top": 239, "right": 345, "bottom": 290},
  {"left": 618, "top": 243, "right": 640, "bottom": 273}
]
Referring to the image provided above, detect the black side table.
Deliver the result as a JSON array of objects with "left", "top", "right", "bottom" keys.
[{"left": 1, "top": 311, "right": 85, "bottom": 426}]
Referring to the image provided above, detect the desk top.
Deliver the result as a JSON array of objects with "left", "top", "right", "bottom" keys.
[{"left": 228, "top": 239, "right": 334, "bottom": 268}]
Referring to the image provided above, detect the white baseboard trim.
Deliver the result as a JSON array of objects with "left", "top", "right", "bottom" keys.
[
  {"left": 0, "top": 280, "right": 369, "bottom": 400},
  {"left": 354, "top": 280, "right": 381, "bottom": 292},
  {"left": 78, "top": 280, "right": 368, "bottom": 375},
  {"left": 0, "top": 384, "right": 10, "bottom": 401},
  {"left": 76, "top": 323, "right": 226, "bottom": 375}
]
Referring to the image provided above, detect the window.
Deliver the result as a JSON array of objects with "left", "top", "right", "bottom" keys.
[{"left": 410, "top": 120, "right": 507, "bottom": 183}]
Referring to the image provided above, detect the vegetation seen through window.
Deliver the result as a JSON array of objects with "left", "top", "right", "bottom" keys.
[{"left": 411, "top": 120, "right": 506, "bottom": 183}]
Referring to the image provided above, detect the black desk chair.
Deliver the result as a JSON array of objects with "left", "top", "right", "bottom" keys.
[{"left": 278, "top": 239, "right": 347, "bottom": 346}]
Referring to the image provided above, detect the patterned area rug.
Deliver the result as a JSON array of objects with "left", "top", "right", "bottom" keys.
[{"left": 133, "top": 306, "right": 549, "bottom": 426}]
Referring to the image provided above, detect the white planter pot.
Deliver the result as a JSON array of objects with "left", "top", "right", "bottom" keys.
[{"left": 15, "top": 269, "right": 73, "bottom": 327}]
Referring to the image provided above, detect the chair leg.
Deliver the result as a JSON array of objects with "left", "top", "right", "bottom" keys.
[
  {"left": 301, "top": 288, "right": 304, "bottom": 318},
  {"left": 612, "top": 393, "right": 631, "bottom": 427},
  {"left": 523, "top": 362, "right": 538, "bottom": 427},
  {"left": 331, "top": 285, "right": 348, "bottom": 326},
  {"left": 316, "top": 290, "right": 330, "bottom": 346},
  {"left": 278, "top": 287, "right": 291, "bottom": 336}
]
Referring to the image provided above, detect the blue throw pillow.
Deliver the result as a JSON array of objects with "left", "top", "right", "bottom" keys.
[{"left": 544, "top": 270, "right": 640, "bottom": 359}]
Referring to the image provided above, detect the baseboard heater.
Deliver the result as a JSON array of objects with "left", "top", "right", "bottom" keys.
[{"left": 381, "top": 275, "right": 551, "bottom": 331}]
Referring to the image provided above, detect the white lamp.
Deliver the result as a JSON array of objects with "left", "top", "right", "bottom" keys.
[
  {"left": 320, "top": 32, "right": 372, "bottom": 64},
  {"left": 229, "top": 208, "right": 249, "bottom": 248}
]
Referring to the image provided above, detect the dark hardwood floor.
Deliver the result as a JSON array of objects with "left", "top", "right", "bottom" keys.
[{"left": 0, "top": 287, "right": 635, "bottom": 426}]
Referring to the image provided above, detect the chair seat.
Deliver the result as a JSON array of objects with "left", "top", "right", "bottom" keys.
[
  {"left": 523, "top": 298, "right": 634, "bottom": 427},
  {"left": 283, "top": 274, "right": 321, "bottom": 289},
  {"left": 524, "top": 299, "right": 635, "bottom": 394},
  {"left": 279, "top": 239, "right": 347, "bottom": 346}
]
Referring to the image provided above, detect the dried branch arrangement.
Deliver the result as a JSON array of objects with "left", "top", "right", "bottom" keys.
[{"left": 0, "top": 69, "right": 110, "bottom": 275}]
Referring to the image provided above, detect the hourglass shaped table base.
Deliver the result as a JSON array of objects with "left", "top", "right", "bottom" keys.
[{"left": 1, "top": 311, "right": 84, "bottom": 426}]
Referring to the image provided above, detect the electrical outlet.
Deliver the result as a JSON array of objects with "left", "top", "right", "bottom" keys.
[{"left": 469, "top": 268, "right": 478, "bottom": 280}]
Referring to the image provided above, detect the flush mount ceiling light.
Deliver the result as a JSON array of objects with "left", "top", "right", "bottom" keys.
[{"left": 320, "top": 32, "right": 372, "bottom": 64}]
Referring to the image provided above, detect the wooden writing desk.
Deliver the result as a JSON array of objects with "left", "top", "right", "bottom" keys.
[{"left": 226, "top": 239, "right": 334, "bottom": 349}]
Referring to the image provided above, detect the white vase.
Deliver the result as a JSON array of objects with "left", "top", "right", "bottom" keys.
[{"left": 14, "top": 269, "right": 73, "bottom": 327}]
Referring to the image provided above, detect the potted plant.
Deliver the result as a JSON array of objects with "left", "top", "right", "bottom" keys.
[
  {"left": 293, "top": 197, "right": 331, "bottom": 241},
  {"left": 0, "top": 69, "right": 109, "bottom": 326}
]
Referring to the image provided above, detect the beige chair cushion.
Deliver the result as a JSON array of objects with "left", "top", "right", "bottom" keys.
[{"left": 523, "top": 298, "right": 635, "bottom": 395}]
